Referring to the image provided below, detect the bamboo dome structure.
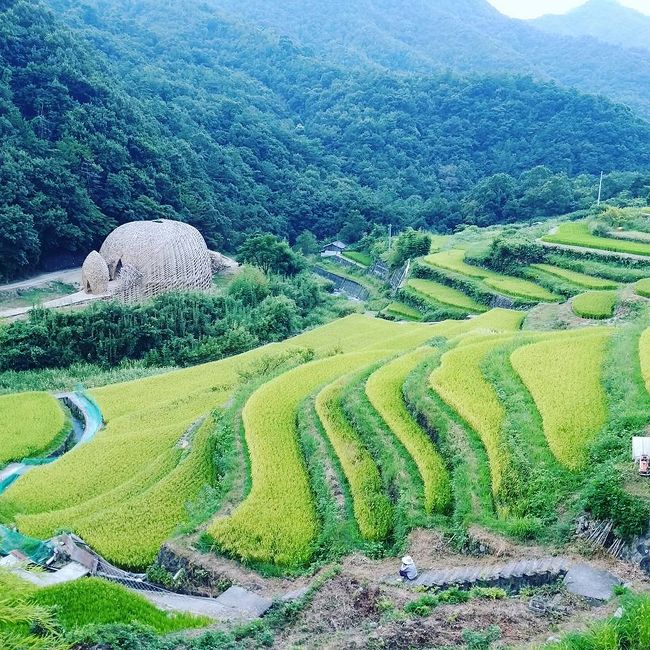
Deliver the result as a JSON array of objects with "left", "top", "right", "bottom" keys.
[{"left": 81, "top": 219, "right": 213, "bottom": 302}]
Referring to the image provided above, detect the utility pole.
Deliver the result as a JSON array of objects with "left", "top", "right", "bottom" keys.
[
  {"left": 597, "top": 171, "right": 604, "bottom": 207},
  {"left": 388, "top": 224, "right": 392, "bottom": 251}
]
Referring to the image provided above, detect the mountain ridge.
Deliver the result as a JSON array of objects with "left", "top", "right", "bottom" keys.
[
  {"left": 204, "top": 0, "right": 650, "bottom": 118},
  {"left": 1, "top": 0, "right": 649, "bottom": 281},
  {"left": 531, "top": 0, "right": 650, "bottom": 52}
]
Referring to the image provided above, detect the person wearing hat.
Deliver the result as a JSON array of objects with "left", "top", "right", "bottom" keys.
[{"left": 399, "top": 555, "right": 418, "bottom": 581}]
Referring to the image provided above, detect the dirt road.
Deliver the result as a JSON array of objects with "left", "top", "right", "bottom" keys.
[{"left": 0, "top": 268, "right": 81, "bottom": 293}]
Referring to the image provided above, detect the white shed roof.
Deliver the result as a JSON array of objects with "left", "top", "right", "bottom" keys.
[{"left": 632, "top": 437, "right": 650, "bottom": 460}]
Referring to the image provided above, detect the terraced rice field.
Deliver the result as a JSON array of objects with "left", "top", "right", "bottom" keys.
[
  {"left": 530, "top": 263, "right": 618, "bottom": 289},
  {"left": 0, "top": 392, "right": 67, "bottom": 466},
  {"left": 430, "top": 335, "right": 516, "bottom": 500},
  {"left": 2, "top": 301, "right": 648, "bottom": 573},
  {"left": 637, "top": 278, "right": 650, "bottom": 298},
  {"left": 366, "top": 349, "right": 450, "bottom": 514},
  {"left": 316, "top": 374, "right": 392, "bottom": 541},
  {"left": 383, "top": 302, "right": 423, "bottom": 321},
  {"left": 423, "top": 250, "right": 560, "bottom": 302},
  {"left": 406, "top": 278, "right": 487, "bottom": 313},
  {"left": 543, "top": 222, "right": 650, "bottom": 257},
  {"left": 572, "top": 290, "right": 617, "bottom": 320},
  {"left": 1, "top": 316, "right": 435, "bottom": 567},
  {"left": 510, "top": 330, "right": 611, "bottom": 469}
]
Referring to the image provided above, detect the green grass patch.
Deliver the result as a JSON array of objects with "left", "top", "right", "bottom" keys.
[
  {"left": 342, "top": 251, "right": 373, "bottom": 267},
  {"left": 572, "top": 291, "right": 617, "bottom": 320},
  {"left": 32, "top": 577, "right": 210, "bottom": 633},
  {"left": 404, "top": 586, "right": 506, "bottom": 617},
  {"left": 543, "top": 222, "right": 650, "bottom": 257},
  {"left": 531, "top": 264, "right": 618, "bottom": 290},
  {"left": 0, "top": 282, "right": 76, "bottom": 309},
  {"left": 407, "top": 278, "right": 487, "bottom": 313},
  {"left": 542, "top": 592, "right": 650, "bottom": 650}
]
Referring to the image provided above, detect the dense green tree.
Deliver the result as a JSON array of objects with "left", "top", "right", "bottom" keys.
[
  {"left": 0, "top": 206, "right": 40, "bottom": 281},
  {"left": 253, "top": 295, "right": 300, "bottom": 341},
  {"left": 481, "top": 233, "right": 545, "bottom": 273},
  {"left": 294, "top": 230, "right": 320, "bottom": 255},
  {"left": 0, "top": 271, "right": 337, "bottom": 371},
  {"left": 227, "top": 266, "right": 270, "bottom": 307},
  {"left": 390, "top": 229, "right": 432, "bottom": 268},
  {"left": 238, "top": 234, "right": 306, "bottom": 276},
  {"left": 338, "top": 211, "right": 367, "bottom": 244},
  {"left": 465, "top": 174, "right": 518, "bottom": 226},
  {"left": 0, "top": 0, "right": 649, "bottom": 281}
]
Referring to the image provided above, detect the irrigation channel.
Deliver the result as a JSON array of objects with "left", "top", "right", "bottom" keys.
[
  {"left": 0, "top": 393, "right": 274, "bottom": 621},
  {"left": 313, "top": 266, "right": 370, "bottom": 301}
]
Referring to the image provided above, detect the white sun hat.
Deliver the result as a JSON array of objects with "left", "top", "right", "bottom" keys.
[{"left": 401, "top": 555, "right": 414, "bottom": 565}]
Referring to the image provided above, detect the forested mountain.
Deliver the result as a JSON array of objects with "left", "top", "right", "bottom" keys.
[
  {"left": 1, "top": 0, "right": 650, "bottom": 281},
  {"left": 209, "top": 0, "right": 650, "bottom": 118},
  {"left": 532, "top": 0, "right": 650, "bottom": 52}
]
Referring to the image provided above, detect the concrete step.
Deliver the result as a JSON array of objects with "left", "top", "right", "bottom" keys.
[{"left": 409, "top": 557, "right": 572, "bottom": 592}]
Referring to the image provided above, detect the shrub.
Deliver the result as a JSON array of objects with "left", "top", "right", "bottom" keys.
[
  {"left": 583, "top": 467, "right": 650, "bottom": 540},
  {"left": 463, "top": 625, "right": 501, "bottom": 649}
]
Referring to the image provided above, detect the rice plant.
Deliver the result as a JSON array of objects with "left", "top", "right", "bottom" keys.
[
  {"left": 510, "top": 329, "right": 611, "bottom": 469},
  {"left": 366, "top": 349, "right": 451, "bottom": 513},
  {"left": 315, "top": 374, "right": 392, "bottom": 541},
  {"left": 543, "top": 222, "right": 650, "bottom": 257},
  {"left": 572, "top": 291, "right": 617, "bottom": 319},
  {"left": 0, "top": 392, "right": 67, "bottom": 466}
]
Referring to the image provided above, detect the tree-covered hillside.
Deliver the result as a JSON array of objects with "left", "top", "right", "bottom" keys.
[
  {"left": 532, "top": 0, "right": 650, "bottom": 53},
  {"left": 209, "top": 0, "right": 650, "bottom": 117},
  {"left": 1, "top": 0, "right": 650, "bottom": 281}
]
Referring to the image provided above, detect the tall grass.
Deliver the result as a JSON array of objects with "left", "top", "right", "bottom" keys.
[{"left": 32, "top": 577, "right": 209, "bottom": 632}]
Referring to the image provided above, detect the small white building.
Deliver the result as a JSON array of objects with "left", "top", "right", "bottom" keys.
[{"left": 632, "top": 437, "right": 650, "bottom": 460}]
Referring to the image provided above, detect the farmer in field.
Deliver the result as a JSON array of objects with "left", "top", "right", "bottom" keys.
[{"left": 399, "top": 555, "right": 418, "bottom": 581}]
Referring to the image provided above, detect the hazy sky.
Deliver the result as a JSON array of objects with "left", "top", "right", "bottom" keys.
[{"left": 488, "top": 0, "right": 650, "bottom": 19}]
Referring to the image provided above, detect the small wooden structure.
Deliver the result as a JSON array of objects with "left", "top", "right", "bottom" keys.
[
  {"left": 320, "top": 241, "right": 347, "bottom": 258},
  {"left": 81, "top": 219, "right": 214, "bottom": 303}
]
